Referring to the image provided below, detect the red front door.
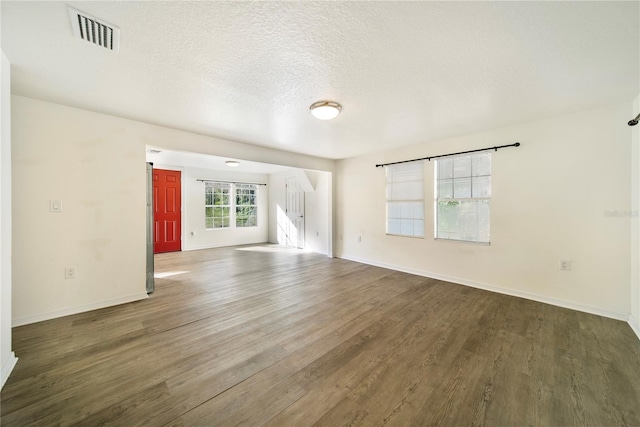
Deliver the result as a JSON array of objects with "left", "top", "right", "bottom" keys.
[{"left": 153, "top": 169, "right": 182, "bottom": 253}]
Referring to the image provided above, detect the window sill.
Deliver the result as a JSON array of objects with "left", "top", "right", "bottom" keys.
[{"left": 435, "top": 238, "right": 490, "bottom": 246}]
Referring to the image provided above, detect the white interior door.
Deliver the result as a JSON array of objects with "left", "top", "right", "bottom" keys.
[{"left": 286, "top": 176, "right": 305, "bottom": 249}]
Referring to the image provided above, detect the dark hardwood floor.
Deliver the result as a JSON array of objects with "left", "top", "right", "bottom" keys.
[{"left": 2, "top": 244, "right": 639, "bottom": 426}]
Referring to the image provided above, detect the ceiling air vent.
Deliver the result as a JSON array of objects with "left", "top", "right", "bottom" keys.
[{"left": 68, "top": 7, "right": 120, "bottom": 53}]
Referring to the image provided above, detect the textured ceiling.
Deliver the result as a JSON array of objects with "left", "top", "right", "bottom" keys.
[{"left": 2, "top": 1, "right": 638, "bottom": 159}]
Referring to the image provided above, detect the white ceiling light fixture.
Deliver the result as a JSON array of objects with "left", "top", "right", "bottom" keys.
[
  {"left": 310, "top": 101, "right": 342, "bottom": 120},
  {"left": 225, "top": 160, "right": 240, "bottom": 167}
]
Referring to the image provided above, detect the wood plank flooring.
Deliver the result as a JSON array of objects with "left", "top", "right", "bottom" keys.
[{"left": 2, "top": 244, "right": 639, "bottom": 426}]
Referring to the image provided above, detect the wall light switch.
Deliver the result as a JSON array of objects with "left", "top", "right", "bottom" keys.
[{"left": 49, "top": 200, "right": 63, "bottom": 212}]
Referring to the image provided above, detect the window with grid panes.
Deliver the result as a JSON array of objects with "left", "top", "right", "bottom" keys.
[
  {"left": 386, "top": 162, "right": 425, "bottom": 238},
  {"left": 435, "top": 152, "right": 491, "bottom": 243},
  {"left": 205, "top": 182, "right": 231, "bottom": 229},
  {"left": 235, "top": 184, "right": 257, "bottom": 227}
]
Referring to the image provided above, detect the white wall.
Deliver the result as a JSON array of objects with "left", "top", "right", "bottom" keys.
[
  {"left": 153, "top": 164, "right": 269, "bottom": 251},
  {"left": 12, "top": 97, "right": 149, "bottom": 326},
  {"left": 1, "top": 52, "right": 17, "bottom": 389},
  {"left": 268, "top": 172, "right": 287, "bottom": 245},
  {"left": 336, "top": 102, "right": 633, "bottom": 320},
  {"left": 11, "top": 96, "right": 334, "bottom": 325},
  {"left": 631, "top": 94, "right": 640, "bottom": 339},
  {"left": 268, "top": 170, "right": 332, "bottom": 256},
  {"left": 303, "top": 170, "right": 332, "bottom": 256}
]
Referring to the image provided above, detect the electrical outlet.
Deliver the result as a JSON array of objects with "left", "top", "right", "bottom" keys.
[
  {"left": 358, "top": 235, "right": 362, "bottom": 243},
  {"left": 559, "top": 260, "right": 572, "bottom": 271},
  {"left": 49, "top": 200, "right": 63, "bottom": 213},
  {"left": 65, "top": 266, "right": 76, "bottom": 279}
]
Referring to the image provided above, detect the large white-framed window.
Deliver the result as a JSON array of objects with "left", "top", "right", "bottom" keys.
[
  {"left": 435, "top": 152, "right": 491, "bottom": 243},
  {"left": 205, "top": 182, "right": 231, "bottom": 229},
  {"left": 205, "top": 182, "right": 259, "bottom": 229},
  {"left": 235, "top": 184, "right": 258, "bottom": 227},
  {"left": 386, "top": 162, "right": 425, "bottom": 238}
]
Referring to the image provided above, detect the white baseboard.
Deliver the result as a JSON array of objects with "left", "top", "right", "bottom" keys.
[
  {"left": 12, "top": 293, "right": 149, "bottom": 327},
  {"left": 184, "top": 242, "right": 332, "bottom": 257},
  {"left": 1, "top": 351, "right": 18, "bottom": 390},
  {"left": 182, "top": 241, "right": 270, "bottom": 252},
  {"left": 339, "top": 254, "right": 628, "bottom": 322},
  {"left": 629, "top": 314, "right": 640, "bottom": 341}
]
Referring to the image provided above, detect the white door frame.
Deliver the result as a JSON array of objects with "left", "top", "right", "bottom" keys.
[{"left": 285, "top": 176, "right": 305, "bottom": 249}]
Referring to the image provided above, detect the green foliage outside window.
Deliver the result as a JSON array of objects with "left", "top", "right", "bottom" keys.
[
  {"left": 204, "top": 183, "right": 257, "bottom": 229},
  {"left": 236, "top": 185, "right": 257, "bottom": 227},
  {"left": 205, "top": 184, "right": 231, "bottom": 229}
]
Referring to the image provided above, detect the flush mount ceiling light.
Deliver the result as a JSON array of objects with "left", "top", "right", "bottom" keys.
[
  {"left": 309, "top": 101, "right": 342, "bottom": 120},
  {"left": 225, "top": 160, "right": 240, "bottom": 167}
]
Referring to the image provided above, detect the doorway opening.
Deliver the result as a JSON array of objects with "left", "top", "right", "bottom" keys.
[
  {"left": 285, "top": 176, "right": 305, "bottom": 249},
  {"left": 145, "top": 147, "right": 332, "bottom": 257}
]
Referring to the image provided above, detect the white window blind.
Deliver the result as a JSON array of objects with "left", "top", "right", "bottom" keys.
[
  {"left": 435, "top": 152, "right": 491, "bottom": 243},
  {"left": 386, "top": 162, "right": 424, "bottom": 238}
]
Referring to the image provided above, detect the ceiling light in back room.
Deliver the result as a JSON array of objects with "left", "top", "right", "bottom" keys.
[
  {"left": 310, "top": 101, "right": 342, "bottom": 120},
  {"left": 225, "top": 160, "right": 240, "bottom": 167}
]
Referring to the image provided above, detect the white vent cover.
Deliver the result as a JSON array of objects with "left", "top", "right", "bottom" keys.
[{"left": 68, "top": 7, "right": 120, "bottom": 53}]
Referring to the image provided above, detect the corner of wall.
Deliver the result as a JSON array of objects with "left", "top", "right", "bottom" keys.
[
  {"left": 0, "top": 50, "right": 16, "bottom": 389},
  {"left": 629, "top": 314, "right": 640, "bottom": 342},
  {"left": 630, "top": 93, "right": 640, "bottom": 341},
  {"left": 1, "top": 352, "right": 18, "bottom": 389}
]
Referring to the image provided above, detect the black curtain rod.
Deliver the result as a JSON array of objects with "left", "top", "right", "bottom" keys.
[
  {"left": 375, "top": 142, "right": 521, "bottom": 168},
  {"left": 196, "top": 179, "right": 267, "bottom": 186}
]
